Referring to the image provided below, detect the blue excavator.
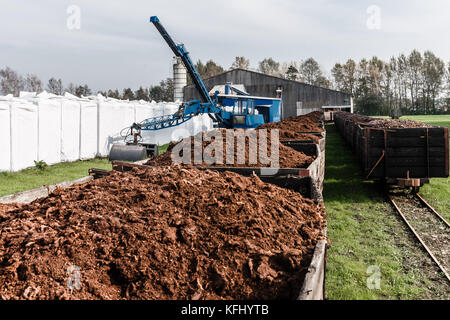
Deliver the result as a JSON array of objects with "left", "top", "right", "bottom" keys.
[{"left": 109, "top": 16, "right": 282, "bottom": 161}]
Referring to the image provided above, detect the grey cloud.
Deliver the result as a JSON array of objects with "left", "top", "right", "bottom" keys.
[{"left": 0, "top": 0, "right": 449, "bottom": 92}]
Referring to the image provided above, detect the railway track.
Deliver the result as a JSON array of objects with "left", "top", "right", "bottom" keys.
[{"left": 388, "top": 191, "right": 450, "bottom": 283}]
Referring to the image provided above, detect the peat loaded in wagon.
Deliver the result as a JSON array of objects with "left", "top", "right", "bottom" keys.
[
  {"left": 334, "top": 111, "right": 449, "bottom": 189},
  {"left": 108, "top": 112, "right": 328, "bottom": 300}
]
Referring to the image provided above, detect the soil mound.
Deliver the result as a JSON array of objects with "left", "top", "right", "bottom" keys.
[
  {"left": 258, "top": 114, "right": 324, "bottom": 133},
  {"left": 0, "top": 166, "right": 325, "bottom": 300},
  {"left": 146, "top": 129, "right": 315, "bottom": 168},
  {"left": 366, "top": 119, "right": 434, "bottom": 129}
]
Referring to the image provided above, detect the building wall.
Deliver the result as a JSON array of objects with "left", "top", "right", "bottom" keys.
[{"left": 184, "top": 69, "right": 351, "bottom": 119}]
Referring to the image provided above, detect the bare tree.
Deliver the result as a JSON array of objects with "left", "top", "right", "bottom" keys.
[
  {"left": 107, "top": 89, "right": 121, "bottom": 99},
  {"left": 299, "top": 58, "right": 325, "bottom": 85},
  {"left": 422, "top": 51, "right": 445, "bottom": 113},
  {"left": 331, "top": 63, "right": 344, "bottom": 90},
  {"left": 258, "top": 58, "right": 280, "bottom": 76},
  {"left": 195, "top": 60, "right": 224, "bottom": 78},
  {"left": 407, "top": 50, "right": 423, "bottom": 112},
  {"left": 65, "top": 83, "right": 77, "bottom": 95},
  {"left": 75, "top": 84, "right": 92, "bottom": 97},
  {"left": 24, "top": 74, "right": 43, "bottom": 93},
  {"left": 280, "top": 62, "right": 299, "bottom": 80},
  {"left": 187, "top": 60, "right": 224, "bottom": 85},
  {"left": 0, "top": 66, "right": 24, "bottom": 96},
  {"left": 231, "top": 56, "right": 250, "bottom": 70},
  {"left": 47, "top": 78, "right": 64, "bottom": 95},
  {"left": 332, "top": 59, "right": 357, "bottom": 94}
]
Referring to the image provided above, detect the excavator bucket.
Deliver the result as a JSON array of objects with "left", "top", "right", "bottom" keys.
[{"left": 108, "top": 144, "right": 148, "bottom": 162}]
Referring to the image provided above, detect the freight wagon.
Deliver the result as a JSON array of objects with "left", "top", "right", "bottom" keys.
[
  {"left": 109, "top": 126, "right": 328, "bottom": 300},
  {"left": 334, "top": 112, "right": 449, "bottom": 189}
]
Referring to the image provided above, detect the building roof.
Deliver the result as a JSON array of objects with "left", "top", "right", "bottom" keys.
[{"left": 185, "top": 68, "right": 351, "bottom": 97}]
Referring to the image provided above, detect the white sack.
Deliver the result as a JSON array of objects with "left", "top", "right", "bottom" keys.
[
  {"left": 135, "top": 103, "right": 154, "bottom": 123},
  {"left": 79, "top": 101, "right": 97, "bottom": 159},
  {"left": 61, "top": 99, "right": 81, "bottom": 162},
  {"left": 38, "top": 99, "right": 61, "bottom": 165},
  {"left": 0, "top": 102, "right": 10, "bottom": 171},
  {"left": 10, "top": 102, "right": 38, "bottom": 171},
  {"left": 98, "top": 101, "right": 135, "bottom": 156}
]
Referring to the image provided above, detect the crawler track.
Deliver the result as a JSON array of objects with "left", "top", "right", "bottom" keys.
[{"left": 388, "top": 191, "right": 450, "bottom": 283}]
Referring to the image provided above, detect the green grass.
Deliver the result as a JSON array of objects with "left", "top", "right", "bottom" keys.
[
  {"left": 0, "top": 158, "right": 111, "bottom": 197},
  {"left": 324, "top": 124, "right": 449, "bottom": 299},
  {"left": 421, "top": 177, "right": 450, "bottom": 222},
  {"left": 400, "top": 114, "right": 450, "bottom": 129},
  {"left": 158, "top": 143, "right": 170, "bottom": 154},
  {"left": 0, "top": 144, "right": 170, "bottom": 198},
  {"left": 371, "top": 116, "right": 392, "bottom": 119}
]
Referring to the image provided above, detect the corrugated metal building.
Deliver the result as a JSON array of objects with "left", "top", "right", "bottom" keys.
[{"left": 184, "top": 68, "right": 352, "bottom": 119}]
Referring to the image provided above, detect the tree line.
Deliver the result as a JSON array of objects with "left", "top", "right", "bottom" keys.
[
  {"left": 1, "top": 50, "right": 449, "bottom": 115},
  {"left": 331, "top": 50, "right": 450, "bottom": 116},
  {"left": 229, "top": 53, "right": 450, "bottom": 116},
  {"left": 0, "top": 66, "right": 175, "bottom": 102},
  {"left": 0, "top": 67, "right": 93, "bottom": 98}
]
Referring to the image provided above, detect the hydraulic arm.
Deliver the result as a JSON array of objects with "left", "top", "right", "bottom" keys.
[{"left": 150, "top": 16, "right": 212, "bottom": 105}]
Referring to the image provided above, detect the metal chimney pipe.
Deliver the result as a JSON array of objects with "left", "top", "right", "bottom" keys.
[{"left": 173, "top": 56, "right": 187, "bottom": 102}]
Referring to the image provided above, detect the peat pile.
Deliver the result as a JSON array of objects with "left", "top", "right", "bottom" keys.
[
  {"left": 334, "top": 112, "right": 434, "bottom": 128},
  {"left": 145, "top": 129, "right": 315, "bottom": 168},
  {"left": 258, "top": 111, "right": 324, "bottom": 133},
  {"left": 301, "top": 111, "right": 324, "bottom": 123},
  {"left": 277, "top": 130, "right": 320, "bottom": 142},
  {"left": 0, "top": 166, "right": 326, "bottom": 300},
  {"left": 365, "top": 118, "right": 434, "bottom": 129},
  {"left": 0, "top": 203, "right": 20, "bottom": 219},
  {"left": 333, "top": 111, "right": 372, "bottom": 123}
]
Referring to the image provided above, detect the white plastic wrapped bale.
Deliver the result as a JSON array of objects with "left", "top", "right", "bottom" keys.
[
  {"left": 0, "top": 101, "right": 11, "bottom": 171},
  {"left": 137, "top": 102, "right": 161, "bottom": 145},
  {"left": 79, "top": 101, "right": 98, "bottom": 159},
  {"left": 152, "top": 103, "right": 179, "bottom": 145},
  {"left": 60, "top": 99, "right": 81, "bottom": 162},
  {"left": 135, "top": 102, "right": 154, "bottom": 123},
  {"left": 183, "top": 115, "right": 195, "bottom": 136},
  {"left": 200, "top": 113, "right": 214, "bottom": 132},
  {"left": 37, "top": 98, "right": 61, "bottom": 165},
  {"left": 10, "top": 101, "right": 38, "bottom": 171},
  {"left": 163, "top": 102, "right": 179, "bottom": 116},
  {"left": 98, "top": 100, "right": 135, "bottom": 157}
]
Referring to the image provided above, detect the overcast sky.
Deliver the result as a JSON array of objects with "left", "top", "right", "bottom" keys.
[{"left": 1, "top": 0, "right": 449, "bottom": 92}]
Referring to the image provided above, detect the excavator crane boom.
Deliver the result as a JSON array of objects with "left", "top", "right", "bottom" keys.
[
  {"left": 109, "top": 16, "right": 282, "bottom": 162},
  {"left": 150, "top": 16, "right": 213, "bottom": 105}
]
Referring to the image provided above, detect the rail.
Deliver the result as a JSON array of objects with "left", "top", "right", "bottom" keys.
[{"left": 388, "top": 192, "right": 450, "bottom": 282}]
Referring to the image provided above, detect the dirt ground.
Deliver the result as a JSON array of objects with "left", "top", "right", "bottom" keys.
[{"left": 0, "top": 165, "right": 326, "bottom": 300}]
